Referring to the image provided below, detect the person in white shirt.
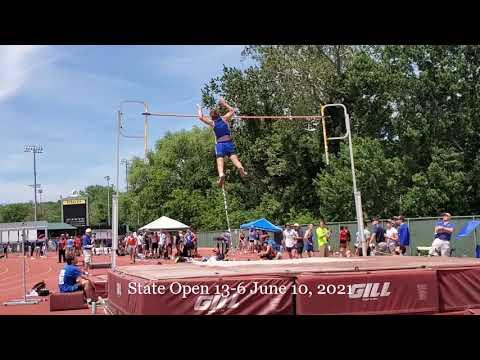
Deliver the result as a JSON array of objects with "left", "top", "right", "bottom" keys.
[
  {"left": 282, "top": 224, "right": 298, "bottom": 259},
  {"left": 385, "top": 220, "right": 399, "bottom": 254},
  {"left": 159, "top": 231, "right": 166, "bottom": 258},
  {"left": 137, "top": 232, "right": 144, "bottom": 255},
  {"left": 355, "top": 221, "right": 371, "bottom": 256}
]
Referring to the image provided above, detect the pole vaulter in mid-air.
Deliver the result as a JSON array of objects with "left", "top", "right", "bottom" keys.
[{"left": 196, "top": 97, "right": 247, "bottom": 188}]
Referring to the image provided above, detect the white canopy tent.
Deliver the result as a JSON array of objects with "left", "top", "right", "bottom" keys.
[{"left": 139, "top": 216, "right": 189, "bottom": 231}]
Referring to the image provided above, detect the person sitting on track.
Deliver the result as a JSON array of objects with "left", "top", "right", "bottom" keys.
[
  {"left": 58, "top": 254, "right": 95, "bottom": 301},
  {"left": 197, "top": 97, "right": 247, "bottom": 188},
  {"left": 259, "top": 237, "right": 281, "bottom": 260}
]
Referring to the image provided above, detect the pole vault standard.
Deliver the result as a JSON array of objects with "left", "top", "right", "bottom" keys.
[
  {"left": 3, "top": 226, "right": 40, "bottom": 306},
  {"left": 321, "top": 104, "right": 366, "bottom": 257},
  {"left": 112, "top": 101, "right": 149, "bottom": 270}
]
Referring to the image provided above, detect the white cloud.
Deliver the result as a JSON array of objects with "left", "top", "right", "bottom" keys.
[{"left": 0, "top": 46, "right": 57, "bottom": 104}]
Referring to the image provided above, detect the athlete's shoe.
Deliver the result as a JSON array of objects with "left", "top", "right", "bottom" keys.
[{"left": 217, "top": 174, "right": 225, "bottom": 188}]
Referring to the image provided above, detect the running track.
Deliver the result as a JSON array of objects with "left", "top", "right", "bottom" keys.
[{"left": 0, "top": 248, "right": 267, "bottom": 315}]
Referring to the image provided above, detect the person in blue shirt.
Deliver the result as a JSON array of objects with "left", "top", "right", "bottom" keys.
[
  {"left": 395, "top": 216, "right": 410, "bottom": 255},
  {"left": 197, "top": 97, "right": 247, "bottom": 188},
  {"left": 66, "top": 236, "right": 74, "bottom": 256},
  {"left": 429, "top": 212, "right": 455, "bottom": 256},
  {"left": 58, "top": 254, "right": 94, "bottom": 300}
]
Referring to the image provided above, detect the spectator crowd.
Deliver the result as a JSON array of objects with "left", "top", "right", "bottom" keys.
[
  {"left": 117, "top": 228, "right": 199, "bottom": 264},
  {"left": 235, "top": 212, "right": 456, "bottom": 260}
]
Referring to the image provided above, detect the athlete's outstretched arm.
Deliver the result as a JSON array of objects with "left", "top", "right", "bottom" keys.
[
  {"left": 197, "top": 104, "right": 214, "bottom": 127},
  {"left": 219, "top": 97, "right": 236, "bottom": 121}
]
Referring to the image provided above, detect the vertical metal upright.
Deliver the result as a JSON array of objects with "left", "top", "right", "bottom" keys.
[{"left": 321, "top": 104, "right": 366, "bottom": 257}]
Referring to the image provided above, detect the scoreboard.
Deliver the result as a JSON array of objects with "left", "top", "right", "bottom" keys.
[{"left": 62, "top": 197, "right": 89, "bottom": 227}]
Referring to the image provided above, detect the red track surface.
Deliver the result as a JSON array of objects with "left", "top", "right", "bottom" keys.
[{"left": 0, "top": 248, "right": 262, "bottom": 315}]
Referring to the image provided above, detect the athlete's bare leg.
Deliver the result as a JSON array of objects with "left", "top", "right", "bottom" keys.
[
  {"left": 229, "top": 155, "right": 247, "bottom": 177},
  {"left": 216, "top": 157, "right": 225, "bottom": 187}
]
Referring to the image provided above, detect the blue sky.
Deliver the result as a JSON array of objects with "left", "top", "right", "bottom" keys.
[{"left": 0, "top": 45, "right": 253, "bottom": 204}]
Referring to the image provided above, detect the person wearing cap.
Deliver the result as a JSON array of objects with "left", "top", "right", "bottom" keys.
[
  {"left": 395, "top": 216, "right": 410, "bottom": 255},
  {"left": 82, "top": 228, "right": 94, "bottom": 270},
  {"left": 429, "top": 213, "right": 455, "bottom": 256},
  {"left": 370, "top": 217, "right": 387, "bottom": 255}
]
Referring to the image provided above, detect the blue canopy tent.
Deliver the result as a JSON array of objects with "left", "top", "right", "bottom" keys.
[
  {"left": 455, "top": 220, "right": 480, "bottom": 258},
  {"left": 240, "top": 218, "right": 283, "bottom": 233}
]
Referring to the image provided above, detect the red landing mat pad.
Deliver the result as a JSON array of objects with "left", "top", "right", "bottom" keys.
[
  {"left": 90, "top": 275, "right": 108, "bottom": 299},
  {"left": 108, "top": 272, "right": 294, "bottom": 315},
  {"left": 296, "top": 269, "right": 439, "bottom": 315},
  {"left": 437, "top": 267, "right": 480, "bottom": 312}
]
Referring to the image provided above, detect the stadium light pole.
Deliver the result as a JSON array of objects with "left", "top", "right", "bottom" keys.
[
  {"left": 37, "top": 188, "right": 43, "bottom": 218},
  {"left": 24, "top": 145, "right": 43, "bottom": 222}
]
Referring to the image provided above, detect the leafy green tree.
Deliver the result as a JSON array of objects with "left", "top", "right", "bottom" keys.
[{"left": 0, "top": 203, "right": 31, "bottom": 222}]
